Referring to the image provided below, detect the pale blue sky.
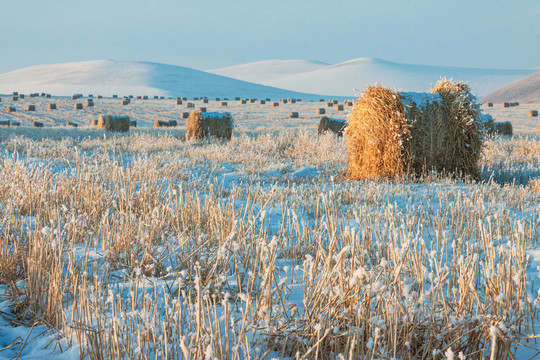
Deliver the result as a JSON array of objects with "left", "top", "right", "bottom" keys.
[{"left": 0, "top": 0, "right": 538, "bottom": 73}]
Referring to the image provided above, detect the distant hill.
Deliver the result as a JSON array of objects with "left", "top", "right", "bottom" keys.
[
  {"left": 480, "top": 70, "right": 540, "bottom": 104},
  {"left": 210, "top": 57, "right": 535, "bottom": 98},
  {"left": 0, "top": 60, "right": 328, "bottom": 100}
]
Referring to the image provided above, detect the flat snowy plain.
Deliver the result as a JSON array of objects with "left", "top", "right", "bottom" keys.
[{"left": 0, "top": 95, "right": 539, "bottom": 359}]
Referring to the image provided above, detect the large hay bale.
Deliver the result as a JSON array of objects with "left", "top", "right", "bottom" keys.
[
  {"left": 316, "top": 108, "right": 326, "bottom": 114},
  {"left": 48, "top": 103, "right": 57, "bottom": 110},
  {"left": 27, "top": 105, "right": 36, "bottom": 111},
  {"left": 33, "top": 121, "right": 43, "bottom": 127},
  {"left": 6, "top": 106, "right": 16, "bottom": 113},
  {"left": 98, "top": 115, "right": 130, "bottom": 132},
  {"left": 530, "top": 110, "right": 538, "bottom": 117},
  {"left": 186, "top": 110, "right": 233, "bottom": 140},
  {"left": 318, "top": 116, "right": 345, "bottom": 136},
  {"left": 345, "top": 81, "right": 483, "bottom": 180},
  {"left": 289, "top": 112, "right": 299, "bottom": 118}
]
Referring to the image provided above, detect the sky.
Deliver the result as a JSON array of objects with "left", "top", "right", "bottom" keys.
[{"left": 0, "top": 0, "right": 539, "bottom": 73}]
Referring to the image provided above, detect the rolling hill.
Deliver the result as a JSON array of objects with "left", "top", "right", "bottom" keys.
[{"left": 480, "top": 70, "right": 540, "bottom": 104}]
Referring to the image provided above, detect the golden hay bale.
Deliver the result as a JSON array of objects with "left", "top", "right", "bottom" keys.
[
  {"left": 530, "top": 110, "right": 538, "bottom": 117},
  {"left": 33, "top": 121, "right": 43, "bottom": 127},
  {"left": 318, "top": 116, "right": 345, "bottom": 136},
  {"left": 316, "top": 108, "right": 325, "bottom": 115},
  {"left": 186, "top": 110, "right": 233, "bottom": 140},
  {"left": 290, "top": 99, "right": 297, "bottom": 104},
  {"left": 67, "top": 121, "right": 78, "bottom": 127},
  {"left": 122, "top": 100, "right": 129, "bottom": 106},
  {"left": 280, "top": 99, "right": 288, "bottom": 104},
  {"left": 6, "top": 106, "right": 16, "bottom": 113},
  {"left": 19, "top": 94, "right": 25, "bottom": 99},
  {"left": 91, "top": 119, "right": 98, "bottom": 126},
  {"left": 220, "top": 101, "right": 228, "bottom": 107},
  {"left": 75, "top": 103, "right": 83, "bottom": 110},
  {"left": 332, "top": 100, "right": 338, "bottom": 104},
  {"left": 27, "top": 105, "right": 35, "bottom": 111},
  {"left": 272, "top": 102, "right": 279, "bottom": 107},
  {"left": 215, "top": 97, "right": 220, "bottom": 101},
  {"left": 46, "top": 94, "right": 51, "bottom": 98},
  {"left": 486, "top": 102, "right": 493, "bottom": 107},
  {"left": 335, "top": 104, "right": 344, "bottom": 111},
  {"left": 240, "top": 100, "right": 247, "bottom": 104},
  {"left": 0, "top": 120, "right": 9, "bottom": 126},
  {"left": 48, "top": 103, "right": 57, "bottom": 110},
  {"left": 98, "top": 115, "right": 130, "bottom": 132},
  {"left": 289, "top": 112, "right": 299, "bottom": 118},
  {"left": 326, "top": 102, "right": 333, "bottom": 107},
  {"left": 187, "top": 102, "right": 194, "bottom": 108},
  {"left": 112, "top": 95, "right": 118, "bottom": 98},
  {"left": 154, "top": 120, "right": 169, "bottom": 128},
  {"left": 176, "top": 98, "right": 183, "bottom": 105},
  {"left": 259, "top": 100, "right": 266, "bottom": 104},
  {"left": 181, "top": 112, "right": 190, "bottom": 119},
  {"left": 502, "top": 102, "right": 510, "bottom": 108},
  {"left": 86, "top": 99, "right": 94, "bottom": 107},
  {"left": 8, "top": 120, "right": 20, "bottom": 126},
  {"left": 201, "top": 98, "right": 208, "bottom": 104},
  {"left": 71, "top": 95, "right": 78, "bottom": 100},
  {"left": 345, "top": 82, "right": 483, "bottom": 180},
  {"left": 12, "top": 96, "right": 18, "bottom": 101}
]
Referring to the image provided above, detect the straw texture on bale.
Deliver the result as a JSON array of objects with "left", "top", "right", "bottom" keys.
[
  {"left": 98, "top": 115, "right": 130, "bottom": 132},
  {"left": 186, "top": 110, "right": 233, "bottom": 141},
  {"left": 48, "top": 103, "right": 56, "bottom": 110},
  {"left": 345, "top": 81, "right": 483, "bottom": 180},
  {"left": 318, "top": 116, "right": 345, "bottom": 137},
  {"left": 529, "top": 110, "right": 538, "bottom": 117}
]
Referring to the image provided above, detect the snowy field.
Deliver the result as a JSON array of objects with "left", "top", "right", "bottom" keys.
[{"left": 0, "top": 96, "right": 540, "bottom": 359}]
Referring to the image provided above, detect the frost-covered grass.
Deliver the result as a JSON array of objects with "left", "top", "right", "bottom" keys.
[{"left": 1, "top": 128, "right": 540, "bottom": 359}]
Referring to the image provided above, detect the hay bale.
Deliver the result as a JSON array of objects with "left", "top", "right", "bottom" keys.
[
  {"left": 289, "top": 112, "right": 299, "bottom": 118},
  {"left": 335, "top": 104, "right": 344, "bottom": 111},
  {"left": 86, "top": 99, "right": 94, "bottom": 107},
  {"left": 215, "top": 97, "right": 220, "bottom": 101},
  {"left": 12, "top": 92, "right": 18, "bottom": 95},
  {"left": 19, "top": 94, "right": 25, "bottom": 99},
  {"left": 186, "top": 110, "right": 233, "bottom": 140},
  {"left": 486, "top": 102, "right": 493, "bottom": 107},
  {"left": 200, "top": 107, "right": 207, "bottom": 112},
  {"left": 235, "top": 97, "right": 240, "bottom": 101},
  {"left": 122, "top": 100, "right": 129, "bottom": 106},
  {"left": 154, "top": 120, "right": 169, "bottom": 128},
  {"left": 220, "top": 101, "right": 228, "bottom": 107},
  {"left": 129, "top": 120, "right": 137, "bottom": 127},
  {"left": 142, "top": 96, "right": 148, "bottom": 100},
  {"left": 176, "top": 98, "right": 183, "bottom": 105},
  {"left": 12, "top": 96, "right": 18, "bottom": 101},
  {"left": 98, "top": 115, "right": 130, "bottom": 132},
  {"left": 75, "top": 103, "right": 83, "bottom": 109},
  {"left": 48, "top": 103, "right": 57, "bottom": 110},
  {"left": 502, "top": 102, "right": 510, "bottom": 108},
  {"left": 345, "top": 82, "right": 483, "bottom": 180},
  {"left": 272, "top": 102, "right": 279, "bottom": 107},
  {"left": 91, "top": 119, "right": 98, "bottom": 126},
  {"left": 8, "top": 120, "right": 20, "bottom": 126},
  {"left": 27, "top": 105, "right": 36, "bottom": 111},
  {"left": 6, "top": 106, "right": 15, "bottom": 113},
  {"left": 240, "top": 100, "right": 247, "bottom": 104},
  {"left": 318, "top": 116, "right": 345, "bottom": 136},
  {"left": 332, "top": 99, "right": 338, "bottom": 104},
  {"left": 169, "top": 120, "right": 178, "bottom": 127},
  {"left": 326, "top": 102, "right": 333, "bottom": 107},
  {"left": 97, "top": 95, "right": 103, "bottom": 99},
  {"left": 71, "top": 95, "right": 78, "bottom": 100},
  {"left": 67, "top": 122, "right": 78, "bottom": 127},
  {"left": 0, "top": 120, "right": 9, "bottom": 126},
  {"left": 33, "top": 121, "right": 43, "bottom": 127},
  {"left": 160, "top": 96, "right": 165, "bottom": 100},
  {"left": 320, "top": 99, "right": 325, "bottom": 102},
  {"left": 280, "top": 99, "right": 288, "bottom": 104},
  {"left": 181, "top": 112, "right": 190, "bottom": 119},
  {"left": 346, "top": 101, "right": 354, "bottom": 106},
  {"left": 290, "top": 99, "right": 297, "bottom": 104},
  {"left": 259, "top": 100, "right": 266, "bottom": 104},
  {"left": 46, "top": 94, "right": 51, "bottom": 98},
  {"left": 201, "top": 98, "right": 208, "bottom": 104},
  {"left": 187, "top": 102, "right": 194, "bottom": 108},
  {"left": 316, "top": 108, "right": 326, "bottom": 115},
  {"left": 530, "top": 110, "right": 538, "bottom": 117}
]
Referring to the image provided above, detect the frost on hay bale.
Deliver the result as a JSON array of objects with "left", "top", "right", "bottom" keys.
[
  {"left": 75, "top": 103, "right": 83, "bottom": 110},
  {"left": 186, "top": 110, "right": 233, "bottom": 141},
  {"left": 33, "top": 121, "right": 43, "bottom": 127},
  {"left": 48, "top": 103, "right": 57, "bottom": 110},
  {"left": 316, "top": 108, "right": 325, "bottom": 115},
  {"left": 530, "top": 110, "right": 538, "bottom": 117},
  {"left": 27, "top": 105, "right": 35, "bottom": 111},
  {"left": 345, "top": 81, "right": 483, "bottom": 180},
  {"left": 289, "top": 112, "right": 299, "bottom": 118},
  {"left": 98, "top": 115, "right": 130, "bottom": 132},
  {"left": 318, "top": 116, "right": 345, "bottom": 137},
  {"left": 6, "top": 106, "right": 16, "bottom": 113}
]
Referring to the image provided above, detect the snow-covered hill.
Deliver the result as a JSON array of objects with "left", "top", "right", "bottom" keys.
[
  {"left": 0, "top": 60, "right": 328, "bottom": 100},
  {"left": 211, "top": 58, "right": 535, "bottom": 98},
  {"left": 480, "top": 70, "right": 540, "bottom": 104}
]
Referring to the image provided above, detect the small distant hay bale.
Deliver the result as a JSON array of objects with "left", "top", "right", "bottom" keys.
[
  {"left": 180, "top": 97, "right": 187, "bottom": 101},
  {"left": 318, "top": 116, "right": 345, "bottom": 136},
  {"left": 29, "top": 93, "right": 37, "bottom": 98},
  {"left": 12, "top": 92, "right": 18, "bottom": 95},
  {"left": 46, "top": 94, "right": 51, "bottom": 98},
  {"left": 272, "top": 102, "right": 279, "bottom": 107},
  {"left": 154, "top": 96, "right": 159, "bottom": 99},
  {"left": 129, "top": 120, "right": 137, "bottom": 127},
  {"left": 160, "top": 96, "right": 165, "bottom": 99},
  {"left": 86, "top": 99, "right": 94, "bottom": 107},
  {"left": 6, "top": 106, "right": 16, "bottom": 113},
  {"left": 71, "top": 95, "right": 78, "bottom": 100},
  {"left": 169, "top": 120, "right": 178, "bottom": 127},
  {"left": 27, "top": 105, "right": 36, "bottom": 111},
  {"left": 97, "top": 95, "right": 103, "bottom": 99},
  {"left": 187, "top": 102, "right": 194, "bottom": 108},
  {"left": 0, "top": 120, "right": 9, "bottom": 126},
  {"left": 75, "top": 103, "right": 83, "bottom": 109},
  {"left": 67, "top": 121, "right": 78, "bottom": 127},
  {"left": 122, "top": 99, "right": 129, "bottom": 106},
  {"left": 259, "top": 100, "right": 266, "bottom": 104},
  {"left": 290, "top": 98, "right": 297, "bottom": 104},
  {"left": 335, "top": 104, "right": 344, "bottom": 111},
  {"left": 529, "top": 110, "right": 538, "bottom": 117},
  {"left": 154, "top": 120, "right": 169, "bottom": 128},
  {"left": 502, "top": 102, "right": 510, "bottom": 108},
  {"left": 98, "top": 115, "right": 130, "bottom": 132},
  {"left": 316, "top": 108, "right": 325, "bottom": 114},
  {"left": 332, "top": 99, "right": 338, "bottom": 104},
  {"left": 289, "top": 112, "right": 299, "bottom": 118},
  {"left": 201, "top": 98, "right": 208, "bottom": 104},
  {"left": 181, "top": 112, "right": 190, "bottom": 119},
  {"left": 320, "top": 99, "right": 325, "bottom": 102},
  {"left": 112, "top": 95, "right": 118, "bottom": 98},
  {"left": 220, "top": 101, "right": 228, "bottom": 107},
  {"left": 240, "top": 100, "right": 247, "bottom": 104},
  {"left": 142, "top": 96, "right": 148, "bottom": 100},
  {"left": 176, "top": 98, "right": 183, "bottom": 105},
  {"left": 48, "top": 103, "right": 57, "bottom": 110},
  {"left": 186, "top": 110, "right": 233, "bottom": 140},
  {"left": 345, "top": 81, "right": 483, "bottom": 180},
  {"left": 19, "top": 94, "right": 25, "bottom": 99},
  {"left": 215, "top": 97, "right": 220, "bottom": 101},
  {"left": 326, "top": 102, "right": 333, "bottom": 107},
  {"left": 33, "top": 121, "right": 43, "bottom": 127},
  {"left": 91, "top": 119, "right": 98, "bottom": 126},
  {"left": 486, "top": 102, "right": 493, "bottom": 107},
  {"left": 194, "top": 97, "right": 199, "bottom": 100},
  {"left": 200, "top": 107, "right": 207, "bottom": 112},
  {"left": 8, "top": 120, "right": 20, "bottom": 126},
  {"left": 88, "top": 94, "right": 94, "bottom": 98},
  {"left": 281, "top": 99, "right": 288, "bottom": 104},
  {"left": 12, "top": 96, "right": 18, "bottom": 101},
  {"left": 235, "top": 97, "right": 240, "bottom": 101},
  {"left": 346, "top": 101, "right": 353, "bottom": 106}
]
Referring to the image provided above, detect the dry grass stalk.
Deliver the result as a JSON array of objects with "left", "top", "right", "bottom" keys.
[{"left": 186, "top": 110, "right": 233, "bottom": 140}]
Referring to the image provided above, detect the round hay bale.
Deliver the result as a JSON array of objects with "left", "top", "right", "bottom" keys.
[
  {"left": 289, "top": 112, "right": 299, "bottom": 118},
  {"left": 71, "top": 95, "right": 78, "bottom": 100},
  {"left": 320, "top": 99, "right": 325, "bottom": 102},
  {"left": 97, "top": 95, "right": 103, "bottom": 99},
  {"left": 272, "top": 102, "right": 279, "bottom": 107},
  {"left": 332, "top": 99, "right": 338, "bottom": 104},
  {"left": 12, "top": 96, "right": 18, "bottom": 101},
  {"left": 200, "top": 107, "right": 207, "bottom": 112},
  {"left": 181, "top": 112, "right": 190, "bottom": 119},
  {"left": 75, "top": 103, "right": 83, "bottom": 110},
  {"left": 91, "top": 119, "right": 98, "bottom": 126},
  {"left": 201, "top": 98, "right": 208, "bottom": 104},
  {"left": 86, "top": 99, "right": 94, "bottom": 107},
  {"left": 19, "top": 94, "right": 25, "bottom": 99},
  {"left": 529, "top": 110, "right": 538, "bottom": 117},
  {"left": 235, "top": 97, "right": 241, "bottom": 101},
  {"left": 326, "top": 102, "right": 333, "bottom": 107},
  {"left": 280, "top": 99, "right": 288, "bottom": 104},
  {"left": 186, "top": 110, "right": 233, "bottom": 140},
  {"left": 33, "top": 121, "right": 43, "bottom": 127},
  {"left": 187, "top": 102, "right": 194, "bottom": 108},
  {"left": 220, "top": 101, "right": 228, "bottom": 107},
  {"left": 6, "top": 106, "right": 16, "bottom": 113},
  {"left": 259, "top": 100, "right": 266, "bottom": 104},
  {"left": 8, "top": 120, "right": 20, "bottom": 126},
  {"left": 240, "top": 100, "right": 247, "bottom": 104},
  {"left": 250, "top": 98, "right": 256, "bottom": 103},
  {"left": 318, "top": 116, "right": 345, "bottom": 136},
  {"left": 335, "top": 104, "right": 344, "bottom": 111},
  {"left": 48, "top": 103, "right": 57, "bottom": 110},
  {"left": 46, "top": 94, "right": 51, "bottom": 98},
  {"left": 316, "top": 108, "right": 325, "bottom": 115},
  {"left": 88, "top": 94, "right": 94, "bottom": 98},
  {"left": 502, "top": 102, "right": 510, "bottom": 108},
  {"left": 122, "top": 100, "right": 129, "bottom": 106},
  {"left": 12, "top": 92, "right": 18, "bottom": 95},
  {"left": 27, "top": 105, "right": 36, "bottom": 111},
  {"left": 486, "top": 102, "right": 493, "bottom": 107},
  {"left": 153, "top": 120, "right": 169, "bottom": 128},
  {"left": 67, "top": 122, "right": 78, "bottom": 127},
  {"left": 0, "top": 120, "right": 9, "bottom": 126},
  {"left": 215, "top": 97, "right": 220, "bottom": 101},
  {"left": 160, "top": 96, "right": 165, "bottom": 100},
  {"left": 169, "top": 120, "right": 178, "bottom": 127},
  {"left": 176, "top": 98, "right": 183, "bottom": 105},
  {"left": 129, "top": 120, "right": 137, "bottom": 127},
  {"left": 345, "top": 82, "right": 482, "bottom": 180},
  {"left": 97, "top": 115, "right": 130, "bottom": 132}
]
